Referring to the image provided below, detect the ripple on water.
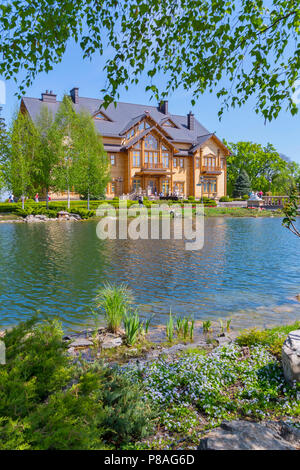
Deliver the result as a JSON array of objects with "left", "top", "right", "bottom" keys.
[{"left": 0, "top": 217, "right": 299, "bottom": 330}]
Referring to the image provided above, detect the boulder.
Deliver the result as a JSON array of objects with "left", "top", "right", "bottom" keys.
[
  {"left": 198, "top": 420, "right": 300, "bottom": 450},
  {"left": 25, "top": 214, "right": 45, "bottom": 223},
  {"left": 282, "top": 329, "right": 300, "bottom": 384},
  {"left": 57, "top": 211, "right": 70, "bottom": 219},
  {"left": 69, "top": 337, "right": 93, "bottom": 348},
  {"left": 101, "top": 333, "right": 123, "bottom": 349},
  {"left": 69, "top": 213, "right": 81, "bottom": 220}
]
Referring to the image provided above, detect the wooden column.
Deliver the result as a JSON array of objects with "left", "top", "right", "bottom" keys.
[
  {"left": 193, "top": 153, "right": 196, "bottom": 197},
  {"left": 141, "top": 138, "right": 145, "bottom": 168},
  {"left": 159, "top": 139, "right": 162, "bottom": 164},
  {"left": 170, "top": 151, "right": 173, "bottom": 193},
  {"left": 128, "top": 149, "right": 132, "bottom": 192}
]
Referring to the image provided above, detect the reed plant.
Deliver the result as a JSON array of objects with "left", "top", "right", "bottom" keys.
[
  {"left": 202, "top": 320, "right": 212, "bottom": 334},
  {"left": 166, "top": 310, "right": 174, "bottom": 342},
  {"left": 123, "top": 310, "right": 142, "bottom": 346},
  {"left": 96, "top": 282, "right": 132, "bottom": 333}
]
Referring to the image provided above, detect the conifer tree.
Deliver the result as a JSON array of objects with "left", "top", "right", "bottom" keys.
[{"left": 233, "top": 169, "right": 251, "bottom": 198}]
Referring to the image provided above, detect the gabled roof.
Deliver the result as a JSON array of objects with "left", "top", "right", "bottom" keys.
[
  {"left": 122, "top": 126, "right": 179, "bottom": 153},
  {"left": 21, "top": 93, "right": 230, "bottom": 154},
  {"left": 190, "top": 133, "right": 230, "bottom": 154}
]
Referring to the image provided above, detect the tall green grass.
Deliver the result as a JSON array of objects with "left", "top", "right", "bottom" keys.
[{"left": 96, "top": 282, "right": 132, "bottom": 333}]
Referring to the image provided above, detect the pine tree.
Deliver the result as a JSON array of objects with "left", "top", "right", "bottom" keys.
[
  {"left": 233, "top": 169, "right": 251, "bottom": 198},
  {"left": 73, "top": 111, "right": 110, "bottom": 209}
]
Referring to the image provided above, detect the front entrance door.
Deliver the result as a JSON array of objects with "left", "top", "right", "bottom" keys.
[{"left": 147, "top": 178, "right": 159, "bottom": 195}]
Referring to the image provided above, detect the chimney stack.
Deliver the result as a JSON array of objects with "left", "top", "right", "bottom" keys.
[
  {"left": 41, "top": 90, "right": 57, "bottom": 103},
  {"left": 159, "top": 100, "right": 168, "bottom": 115},
  {"left": 187, "top": 111, "right": 194, "bottom": 131},
  {"left": 70, "top": 87, "right": 79, "bottom": 104}
]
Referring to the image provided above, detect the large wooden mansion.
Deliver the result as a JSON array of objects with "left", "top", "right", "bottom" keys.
[{"left": 21, "top": 88, "right": 229, "bottom": 199}]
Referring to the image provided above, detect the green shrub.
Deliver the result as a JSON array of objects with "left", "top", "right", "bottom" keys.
[
  {"left": 242, "top": 194, "right": 250, "bottom": 200},
  {"left": 219, "top": 196, "right": 232, "bottom": 202},
  {"left": 71, "top": 208, "right": 95, "bottom": 219},
  {"left": 236, "top": 321, "right": 300, "bottom": 358},
  {"left": 0, "top": 316, "right": 153, "bottom": 450}
]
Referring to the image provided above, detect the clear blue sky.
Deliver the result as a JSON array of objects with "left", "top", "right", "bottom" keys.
[{"left": 1, "top": 40, "right": 300, "bottom": 163}]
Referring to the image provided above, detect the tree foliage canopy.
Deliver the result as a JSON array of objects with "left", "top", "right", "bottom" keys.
[
  {"left": 0, "top": 1, "right": 300, "bottom": 120},
  {"left": 225, "top": 141, "right": 299, "bottom": 195}
]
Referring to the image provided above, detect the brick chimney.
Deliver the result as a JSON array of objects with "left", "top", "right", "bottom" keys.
[
  {"left": 70, "top": 87, "right": 79, "bottom": 104},
  {"left": 41, "top": 90, "right": 57, "bottom": 103},
  {"left": 159, "top": 100, "right": 168, "bottom": 114},
  {"left": 187, "top": 111, "right": 194, "bottom": 131}
]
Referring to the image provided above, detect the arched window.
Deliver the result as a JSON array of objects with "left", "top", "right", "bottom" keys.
[{"left": 144, "top": 135, "right": 158, "bottom": 150}]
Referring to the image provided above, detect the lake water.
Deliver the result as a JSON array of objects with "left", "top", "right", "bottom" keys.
[{"left": 0, "top": 217, "right": 299, "bottom": 331}]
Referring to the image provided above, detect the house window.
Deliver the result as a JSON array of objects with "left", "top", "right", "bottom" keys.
[
  {"left": 144, "top": 151, "right": 158, "bottom": 166},
  {"left": 162, "top": 179, "right": 169, "bottom": 195},
  {"left": 162, "top": 152, "right": 169, "bottom": 168},
  {"left": 133, "top": 179, "right": 141, "bottom": 191},
  {"left": 110, "top": 154, "right": 116, "bottom": 166},
  {"left": 162, "top": 119, "right": 175, "bottom": 127},
  {"left": 221, "top": 159, "right": 225, "bottom": 169},
  {"left": 144, "top": 135, "right": 158, "bottom": 150},
  {"left": 95, "top": 112, "right": 108, "bottom": 120},
  {"left": 203, "top": 179, "right": 217, "bottom": 193},
  {"left": 111, "top": 182, "right": 115, "bottom": 194},
  {"left": 132, "top": 151, "right": 141, "bottom": 167},
  {"left": 196, "top": 158, "right": 200, "bottom": 169},
  {"left": 172, "top": 157, "right": 184, "bottom": 168},
  {"left": 173, "top": 182, "right": 184, "bottom": 195},
  {"left": 204, "top": 155, "right": 217, "bottom": 168}
]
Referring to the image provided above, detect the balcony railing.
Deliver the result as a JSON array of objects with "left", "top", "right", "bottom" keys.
[
  {"left": 201, "top": 165, "right": 222, "bottom": 174},
  {"left": 142, "top": 162, "right": 168, "bottom": 170}
]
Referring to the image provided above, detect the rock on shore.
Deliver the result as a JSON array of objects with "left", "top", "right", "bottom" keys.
[
  {"left": 198, "top": 420, "right": 300, "bottom": 450},
  {"left": 282, "top": 329, "right": 300, "bottom": 385}
]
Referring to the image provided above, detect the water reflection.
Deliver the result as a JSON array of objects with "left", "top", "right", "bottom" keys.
[{"left": 0, "top": 217, "right": 299, "bottom": 330}]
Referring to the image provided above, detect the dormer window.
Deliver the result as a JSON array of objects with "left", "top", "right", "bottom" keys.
[
  {"left": 162, "top": 119, "right": 176, "bottom": 128},
  {"left": 94, "top": 112, "right": 109, "bottom": 121}
]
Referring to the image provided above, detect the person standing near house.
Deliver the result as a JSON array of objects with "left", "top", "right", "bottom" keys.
[{"left": 35, "top": 193, "right": 39, "bottom": 203}]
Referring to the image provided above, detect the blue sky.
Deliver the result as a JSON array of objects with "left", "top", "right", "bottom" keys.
[{"left": 1, "top": 40, "right": 300, "bottom": 163}]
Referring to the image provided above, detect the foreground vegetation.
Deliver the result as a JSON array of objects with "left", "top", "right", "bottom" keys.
[
  {"left": 0, "top": 316, "right": 154, "bottom": 450},
  {"left": 0, "top": 313, "right": 299, "bottom": 450}
]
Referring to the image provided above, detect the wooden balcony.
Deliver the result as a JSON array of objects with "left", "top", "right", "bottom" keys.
[
  {"left": 137, "top": 162, "right": 170, "bottom": 175},
  {"left": 201, "top": 165, "right": 222, "bottom": 175},
  {"left": 143, "top": 162, "right": 164, "bottom": 169}
]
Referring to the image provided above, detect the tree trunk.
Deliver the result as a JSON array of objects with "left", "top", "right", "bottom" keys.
[
  {"left": 46, "top": 190, "right": 49, "bottom": 210},
  {"left": 67, "top": 186, "right": 70, "bottom": 210},
  {"left": 87, "top": 189, "right": 90, "bottom": 210},
  {"left": 22, "top": 195, "right": 25, "bottom": 210}
]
